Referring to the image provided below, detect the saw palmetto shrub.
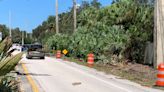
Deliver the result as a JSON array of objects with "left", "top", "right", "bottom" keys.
[{"left": 46, "top": 0, "right": 153, "bottom": 64}]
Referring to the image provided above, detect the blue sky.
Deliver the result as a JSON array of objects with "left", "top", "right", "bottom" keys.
[{"left": 0, "top": 0, "right": 112, "bottom": 33}]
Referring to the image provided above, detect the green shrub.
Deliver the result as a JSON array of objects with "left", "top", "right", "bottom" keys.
[
  {"left": 0, "top": 76, "right": 18, "bottom": 92},
  {"left": 45, "top": 0, "right": 153, "bottom": 64}
]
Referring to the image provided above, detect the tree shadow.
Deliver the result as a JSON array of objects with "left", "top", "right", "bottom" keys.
[
  {"left": 19, "top": 62, "right": 30, "bottom": 65},
  {"left": 15, "top": 71, "right": 51, "bottom": 76}
]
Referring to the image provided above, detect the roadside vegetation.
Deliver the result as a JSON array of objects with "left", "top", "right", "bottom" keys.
[
  {"left": 0, "top": 24, "right": 33, "bottom": 44},
  {"left": 34, "top": 0, "right": 154, "bottom": 65},
  {"left": 0, "top": 37, "right": 23, "bottom": 92},
  {"left": 33, "top": 0, "right": 156, "bottom": 88}
]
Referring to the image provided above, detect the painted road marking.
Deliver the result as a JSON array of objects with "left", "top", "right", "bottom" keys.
[
  {"left": 22, "top": 63, "right": 39, "bottom": 92},
  {"left": 58, "top": 60, "right": 132, "bottom": 92}
]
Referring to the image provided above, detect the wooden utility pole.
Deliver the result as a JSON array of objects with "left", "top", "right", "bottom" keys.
[
  {"left": 55, "top": 0, "right": 59, "bottom": 34},
  {"left": 154, "top": 0, "right": 164, "bottom": 68},
  {"left": 73, "top": 0, "right": 77, "bottom": 32}
]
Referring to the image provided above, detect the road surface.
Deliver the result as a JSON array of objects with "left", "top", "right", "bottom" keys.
[{"left": 19, "top": 54, "right": 164, "bottom": 92}]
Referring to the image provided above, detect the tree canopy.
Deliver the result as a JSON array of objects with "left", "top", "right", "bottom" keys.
[{"left": 33, "top": 0, "right": 154, "bottom": 64}]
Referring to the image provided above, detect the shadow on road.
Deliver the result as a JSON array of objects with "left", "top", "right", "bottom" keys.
[
  {"left": 15, "top": 71, "right": 51, "bottom": 76},
  {"left": 19, "top": 63, "right": 30, "bottom": 65}
]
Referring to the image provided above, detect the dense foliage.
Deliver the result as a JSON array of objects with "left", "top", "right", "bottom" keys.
[
  {"left": 36, "top": 0, "right": 154, "bottom": 64},
  {"left": 0, "top": 24, "right": 33, "bottom": 44},
  {"left": 32, "top": 0, "right": 101, "bottom": 42},
  {"left": 0, "top": 25, "right": 9, "bottom": 39},
  {"left": 0, "top": 76, "right": 19, "bottom": 92}
]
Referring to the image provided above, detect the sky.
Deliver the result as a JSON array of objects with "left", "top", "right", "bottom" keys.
[{"left": 0, "top": 0, "right": 112, "bottom": 33}]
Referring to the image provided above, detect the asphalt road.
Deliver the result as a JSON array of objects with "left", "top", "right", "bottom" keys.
[{"left": 20, "top": 55, "right": 164, "bottom": 92}]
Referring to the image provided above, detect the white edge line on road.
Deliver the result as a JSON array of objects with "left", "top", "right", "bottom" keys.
[{"left": 57, "top": 59, "right": 132, "bottom": 92}]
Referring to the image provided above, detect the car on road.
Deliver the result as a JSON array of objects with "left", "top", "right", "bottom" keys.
[{"left": 26, "top": 44, "right": 45, "bottom": 59}]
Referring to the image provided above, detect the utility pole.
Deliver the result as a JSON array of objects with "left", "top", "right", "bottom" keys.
[
  {"left": 22, "top": 31, "right": 24, "bottom": 45},
  {"left": 55, "top": 0, "right": 59, "bottom": 34},
  {"left": 154, "top": 0, "right": 164, "bottom": 68},
  {"left": 9, "top": 11, "right": 12, "bottom": 38},
  {"left": 26, "top": 21, "right": 28, "bottom": 38},
  {"left": 73, "top": 0, "right": 77, "bottom": 32},
  {"left": 26, "top": 32, "right": 28, "bottom": 38},
  {"left": 30, "top": 33, "right": 32, "bottom": 39}
]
